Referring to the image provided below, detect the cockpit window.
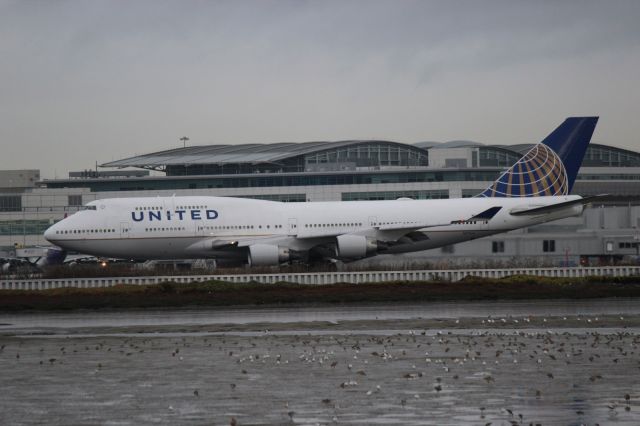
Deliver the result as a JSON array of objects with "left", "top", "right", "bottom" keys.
[{"left": 80, "top": 205, "right": 97, "bottom": 211}]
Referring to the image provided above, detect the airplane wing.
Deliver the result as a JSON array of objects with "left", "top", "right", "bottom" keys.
[
  {"left": 190, "top": 205, "right": 511, "bottom": 255},
  {"left": 376, "top": 206, "right": 504, "bottom": 233},
  {"left": 187, "top": 205, "right": 510, "bottom": 260},
  {"left": 509, "top": 195, "right": 606, "bottom": 216},
  {"left": 285, "top": 206, "right": 506, "bottom": 244}
]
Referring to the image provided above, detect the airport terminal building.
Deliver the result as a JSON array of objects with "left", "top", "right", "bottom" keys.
[{"left": 2, "top": 140, "right": 640, "bottom": 265}]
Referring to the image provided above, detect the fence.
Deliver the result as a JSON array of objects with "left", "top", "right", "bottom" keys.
[{"left": 2, "top": 266, "right": 640, "bottom": 291}]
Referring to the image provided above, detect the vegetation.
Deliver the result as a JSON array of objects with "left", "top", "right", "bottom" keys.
[{"left": 1, "top": 274, "right": 640, "bottom": 311}]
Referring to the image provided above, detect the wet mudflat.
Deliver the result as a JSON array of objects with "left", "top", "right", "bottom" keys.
[{"left": 1, "top": 300, "right": 640, "bottom": 425}]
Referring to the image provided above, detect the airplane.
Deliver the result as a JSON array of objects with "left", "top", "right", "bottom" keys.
[{"left": 44, "top": 117, "right": 599, "bottom": 267}]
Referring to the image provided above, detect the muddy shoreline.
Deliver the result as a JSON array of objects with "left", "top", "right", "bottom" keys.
[{"left": 2, "top": 303, "right": 640, "bottom": 425}]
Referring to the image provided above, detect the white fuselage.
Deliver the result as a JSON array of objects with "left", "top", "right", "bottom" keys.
[{"left": 43, "top": 195, "right": 584, "bottom": 261}]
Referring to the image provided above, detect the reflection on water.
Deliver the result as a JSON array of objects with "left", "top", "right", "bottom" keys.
[{"left": 1, "top": 299, "right": 639, "bottom": 425}]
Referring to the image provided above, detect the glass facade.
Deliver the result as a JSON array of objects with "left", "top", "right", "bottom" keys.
[
  {"left": 462, "top": 189, "right": 481, "bottom": 198},
  {"left": 166, "top": 159, "right": 306, "bottom": 176},
  {"left": 163, "top": 142, "right": 429, "bottom": 176},
  {"left": 68, "top": 195, "right": 83, "bottom": 206},
  {"left": 479, "top": 145, "right": 640, "bottom": 168},
  {"left": 305, "top": 143, "right": 428, "bottom": 169},
  {"left": 38, "top": 142, "right": 640, "bottom": 199},
  {"left": 582, "top": 145, "right": 640, "bottom": 167},
  {"left": 342, "top": 190, "right": 449, "bottom": 201},
  {"left": 43, "top": 170, "right": 500, "bottom": 192},
  {"left": 235, "top": 194, "right": 306, "bottom": 202},
  {"left": 0, "top": 195, "right": 22, "bottom": 212},
  {"left": 478, "top": 147, "right": 522, "bottom": 168},
  {"left": 0, "top": 220, "right": 53, "bottom": 236},
  {"left": 578, "top": 173, "right": 640, "bottom": 181}
]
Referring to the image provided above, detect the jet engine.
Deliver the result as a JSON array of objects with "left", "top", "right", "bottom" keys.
[
  {"left": 248, "top": 244, "right": 291, "bottom": 266},
  {"left": 335, "top": 235, "right": 377, "bottom": 259}
]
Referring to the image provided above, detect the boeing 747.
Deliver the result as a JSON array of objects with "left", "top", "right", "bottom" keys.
[{"left": 44, "top": 117, "right": 599, "bottom": 266}]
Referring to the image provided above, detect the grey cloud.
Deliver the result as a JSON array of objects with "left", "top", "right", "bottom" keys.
[{"left": 0, "top": 0, "right": 639, "bottom": 176}]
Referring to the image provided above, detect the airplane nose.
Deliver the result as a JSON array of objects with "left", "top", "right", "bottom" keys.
[{"left": 44, "top": 224, "right": 57, "bottom": 242}]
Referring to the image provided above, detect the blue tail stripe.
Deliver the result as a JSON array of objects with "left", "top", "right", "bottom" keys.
[
  {"left": 540, "top": 117, "right": 598, "bottom": 192},
  {"left": 495, "top": 180, "right": 508, "bottom": 196}
]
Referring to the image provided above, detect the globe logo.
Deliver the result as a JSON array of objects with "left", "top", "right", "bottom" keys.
[{"left": 482, "top": 144, "right": 568, "bottom": 197}]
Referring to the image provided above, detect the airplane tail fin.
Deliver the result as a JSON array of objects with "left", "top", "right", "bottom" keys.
[{"left": 478, "top": 117, "right": 598, "bottom": 197}]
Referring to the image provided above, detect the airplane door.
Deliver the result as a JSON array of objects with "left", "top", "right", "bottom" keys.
[
  {"left": 120, "top": 222, "right": 131, "bottom": 238},
  {"left": 196, "top": 222, "right": 206, "bottom": 236},
  {"left": 368, "top": 216, "right": 377, "bottom": 227},
  {"left": 288, "top": 218, "right": 298, "bottom": 236},
  {"left": 193, "top": 209, "right": 205, "bottom": 236}
]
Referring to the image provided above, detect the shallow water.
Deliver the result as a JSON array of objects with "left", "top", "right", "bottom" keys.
[
  {"left": 1, "top": 298, "right": 639, "bottom": 330},
  {"left": 1, "top": 299, "right": 640, "bottom": 425}
]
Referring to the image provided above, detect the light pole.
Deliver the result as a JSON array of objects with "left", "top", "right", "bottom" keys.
[{"left": 180, "top": 136, "right": 189, "bottom": 148}]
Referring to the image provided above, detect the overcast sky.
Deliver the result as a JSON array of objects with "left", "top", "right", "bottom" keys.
[{"left": 1, "top": 0, "right": 639, "bottom": 178}]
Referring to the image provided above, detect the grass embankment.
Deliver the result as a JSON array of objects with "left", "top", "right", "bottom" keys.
[{"left": 2, "top": 275, "right": 640, "bottom": 311}]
